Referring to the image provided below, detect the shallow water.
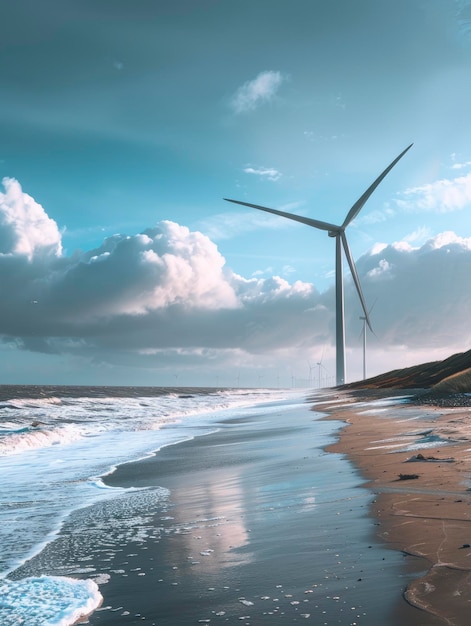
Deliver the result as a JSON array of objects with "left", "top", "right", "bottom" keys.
[{"left": 0, "top": 386, "right": 301, "bottom": 625}]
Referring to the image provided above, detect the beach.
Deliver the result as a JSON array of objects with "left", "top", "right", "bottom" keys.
[
  {"left": 76, "top": 396, "right": 423, "bottom": 625},
  {"left": 318, "top": 389, "right": 471, "bottom": 625},
  {"left": 4, "top": 387, "right": 471, "bottom": 624}
]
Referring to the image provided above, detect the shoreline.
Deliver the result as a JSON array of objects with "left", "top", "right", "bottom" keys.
[
  {"left": 81, "top": 397, "right": 416, "bottom": 625},
  {"left": 316, "top": 388, "right": 471, "bottom": 626}
]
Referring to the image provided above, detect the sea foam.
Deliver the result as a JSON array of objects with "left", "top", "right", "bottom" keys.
[{"left": 0, "top": 575, "right": 102, "bottom": 626}]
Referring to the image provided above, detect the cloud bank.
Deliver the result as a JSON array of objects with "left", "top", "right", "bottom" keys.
[
  {"left": 352, "top": 233, "right": 471, "bottom": 345},
  {"left": 0, "top": 178, "right": 470, "bottom": 383}
]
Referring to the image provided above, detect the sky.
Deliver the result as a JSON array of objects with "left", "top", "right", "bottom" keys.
[{"left": 1, "top": 0, "right": 471, "bottom": 387}]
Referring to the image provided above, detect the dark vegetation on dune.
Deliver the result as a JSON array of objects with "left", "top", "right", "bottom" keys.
[{"left": 342, "top": 348, "right": 471, "bottom": 405}]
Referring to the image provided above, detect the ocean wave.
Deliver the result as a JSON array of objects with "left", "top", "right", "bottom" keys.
[
  {"left": 0, "top": 387, "right": 297, "bottom": 457},
  {"left": 0, "top": 423, "right": 84, "bottom": 456}
]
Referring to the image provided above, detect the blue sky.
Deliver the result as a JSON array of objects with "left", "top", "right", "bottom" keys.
[{"left": 1, "top": 0, "right": 471, "bottom": 386}]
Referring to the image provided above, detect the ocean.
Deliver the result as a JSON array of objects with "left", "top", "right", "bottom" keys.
[
  {"left": 0, "top": 386, "right": 306, "bottom": 624},
  {"left": 0, "top": 386, "right": 420, "bottom": 625}
]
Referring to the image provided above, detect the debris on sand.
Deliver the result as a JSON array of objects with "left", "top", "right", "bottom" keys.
[
  {"left": 405, "top": 453, "right": 455, "bottom": 463},
  {"left": 398, "top": 473, "right": 420, "bottom": 481}
]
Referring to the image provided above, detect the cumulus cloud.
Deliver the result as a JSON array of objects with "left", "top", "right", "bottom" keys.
[
  {"left": 349, "top": 231, "right": 471, "bottom": 350},
  {"left": 0, "top": 177, "right": 62, "bottom": 259},
  {"left": 230, "top": 71, "right": 285, "bottom": 113},
  {"left": 45, "top": 222, "right": 241, "bottom": 320},
  {"left": 0, "top": 178, "right": 321, "bottom": 356},
  {"left": 0, "top": 178, "right": 470, "bottom": 384}
]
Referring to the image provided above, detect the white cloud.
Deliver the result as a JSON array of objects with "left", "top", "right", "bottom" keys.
[
  {"left": 243, "top": 166, "right": 282, "bottom": 181},
  {"left": 46, "top": 221, "right": 241, "bottom": 319},
  {"left": 403, "top": 226, "right": 433, "bottom": 244},
  {"left": 450, "top": 160, "right": 471, "bottom": 170},
  {"left": 426, "top": 230, "right": 471, "bottom": 250},
  {"left": 396, "top": 172, "right": 471, "bottom": 213},
  {"left": 0, "top": 178, "right": 62, "bottom": 259},
  {"left": 351, "top": 231, "right": 471, "bottom": 352},
  {"left": 369, "top": 242, "right": 388, "bottom": 255},
  {"left": 0, "top": 180, "right": 470, "bottom": 384},
  {"left": 356, "top": 162, "right": 471, "bottom": 226},
  {"left": 251, "top": 267, "right": 274, "bottom": 277},
  {"left": 230, "top": 71, "right": 285, "bottom": 114},
  {"left": 366, "top": 258, "right": 392, "bottom": 279}
]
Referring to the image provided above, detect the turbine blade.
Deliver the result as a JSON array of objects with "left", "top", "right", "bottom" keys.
[
  {"left": 367, "top": 298, "right": 378, "bottom": 337},
  {"left": 342, "top": 143, "right": 413, "bottom": 229},
  {"left": 368, "top": 297, "right": 378, "bottom": 315},
  {"left": 224, "top": 198, "right": 339, "bottom": 232},
  {"left": 341, "top": 232, "right": 373, "bottom": 332}
]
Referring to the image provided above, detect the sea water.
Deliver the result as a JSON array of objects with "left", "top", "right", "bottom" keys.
[{"left": 0, "top": 385, "right": 303, "bottom": 625}]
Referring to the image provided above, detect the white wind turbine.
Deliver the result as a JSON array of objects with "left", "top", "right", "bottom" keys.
[
  {"left": 315, "top": 346, "right": 327, "bottom": 389},
  {"left": 225, "top": 144, "right": 412, "bottom": 386},
  {"left": 359, "top": 299, "right": 377, "bottom": 381},
  {"left": 360, "top": 313, "right": 368, "bottom": 381},
  {"left": 307, "top": 360, "right": 315, "bottom": 387},
  {"left": 317, "top": 357, "right": 328, "bottom": 389}
]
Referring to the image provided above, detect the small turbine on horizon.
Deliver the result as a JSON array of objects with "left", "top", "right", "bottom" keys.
[
  {"left": 307, "top": 360, "right": 315, "bottom": 388},
  {"left": 224, "top": 144, "right": 412, "bottom": 386},
  {"left": 316, "top": 348, "right": 328, "bottom": 389}
]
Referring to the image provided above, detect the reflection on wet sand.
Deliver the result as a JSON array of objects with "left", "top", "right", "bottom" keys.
[{"left": 162, "top": 468, "right": 254, "bottom": 570}]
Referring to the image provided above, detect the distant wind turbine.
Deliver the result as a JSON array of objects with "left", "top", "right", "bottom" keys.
[
  {"left": 224, "top": 144, "right": 412, "bottom": 386},
  {"left": 317, "top": 350, "right": 328, "bottom": 389},
  {"left": 317, "top": 361, "right": 328, "bottom": 389},
  {"left": 307, "top": 360, "right": 315, "bottom": 387},
  {"left": 360, "top": 299, "right": 377, "bottom": 380}
]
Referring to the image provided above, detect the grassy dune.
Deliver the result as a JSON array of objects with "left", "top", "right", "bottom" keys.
[
  {"left": 344, "top": 348, "right": 471, "bottom": 392},
  {"left": 430, "top": 367, "right": 471, "bottom": 394}
]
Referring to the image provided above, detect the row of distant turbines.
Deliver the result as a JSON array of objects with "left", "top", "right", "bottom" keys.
[{"left": 225, "top": 144, "right": 413, "bottom": 386}]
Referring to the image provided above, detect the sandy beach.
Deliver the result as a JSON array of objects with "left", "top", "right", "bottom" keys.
[{"left": 318, "top": 389, "right": 471, "bottom": 626}]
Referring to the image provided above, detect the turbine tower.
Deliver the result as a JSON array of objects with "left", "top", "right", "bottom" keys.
[
  {"left": 360, "top": 314, "right": 368, "bottom": 381},
  {"left": 224, "top": 144, "right": 412, "bottom": 386}
]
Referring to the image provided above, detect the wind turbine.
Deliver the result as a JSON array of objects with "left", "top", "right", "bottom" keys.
[
  {"left": 315, "top": 346, "right": 327, "bottom": 389},
  {"left": 224, "top": 144, "right": 412, "bottom": 386},
  {"left": 360, "top": 314, "right": 368, "bottom": 381},
  {"left": 307, "top": 360, "right": 315, "bottom": 387},
  {"left": 317, "top": 355, "right": 328, "bottom": 389},
  {"left": 359, "top": 299, "right": 377, "bottom": 380}
]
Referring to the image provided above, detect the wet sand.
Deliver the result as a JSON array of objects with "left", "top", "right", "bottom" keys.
[
  {"left": 319, "top": 389, "right": 471, "bottom": 626},
  {"left": 81, "top": 400, "right": 424, "bottom": 625}
]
